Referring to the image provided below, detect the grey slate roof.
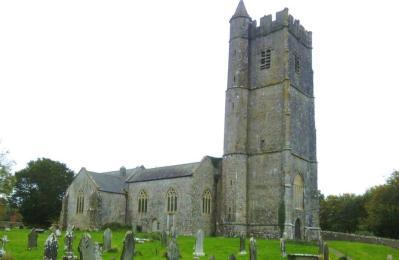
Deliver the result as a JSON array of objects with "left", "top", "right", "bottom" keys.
[
  {"left": 127, "top": 162, "right": 200, "bottom": 183},
  {"left": 231, "top": 0, "right": 251, "bottom": 19}
]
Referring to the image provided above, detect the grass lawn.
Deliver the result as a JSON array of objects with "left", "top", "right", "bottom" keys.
[{"left": 0, "top": 228, "right": 398, "bottom": 259}]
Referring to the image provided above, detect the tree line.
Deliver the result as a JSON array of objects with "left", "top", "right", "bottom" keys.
[{"left": 320, "top": 171, "right": 399, "bottom": 239}]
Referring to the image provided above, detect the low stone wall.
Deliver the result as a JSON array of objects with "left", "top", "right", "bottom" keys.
[
  {"left": 0, "top": 221, "right": 24, "bottom": 229},
  {"left": 322, "top": 230, "right": 399, "bottom": 249}
]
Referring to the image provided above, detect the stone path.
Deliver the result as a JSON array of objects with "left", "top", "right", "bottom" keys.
[{"left": 330, "top": 247, "right": 354, "bottom": 260}]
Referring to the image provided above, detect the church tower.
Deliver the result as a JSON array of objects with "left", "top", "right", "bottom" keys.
[{"left": 220, "top": 1, "right": 320, "bottom": 240}]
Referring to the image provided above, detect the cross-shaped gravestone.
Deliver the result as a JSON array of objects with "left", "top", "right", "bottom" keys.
[{"left": 63, "top": 225, "right": 77, "bottom": 260}]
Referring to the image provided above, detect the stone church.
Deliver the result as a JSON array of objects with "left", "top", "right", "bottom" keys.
[{"left": 60, "top": 1, "right": 320, "bottom": 240}]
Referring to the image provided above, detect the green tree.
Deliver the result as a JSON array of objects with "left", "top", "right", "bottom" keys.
[
  {"left": 0, "top": 147, "right": 15, "bottom": 197},
  {"left": 320, "top": 193, "right": 367, "bottom": 233},
  {"left": 365, "top": 171, "right": 399, "bottom": 239},
  {"left": 10, "top": 158, "right": 74, "bottom": 227}
]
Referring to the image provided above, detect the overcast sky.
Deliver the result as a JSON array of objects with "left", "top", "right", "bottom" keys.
[{"left": 1, "top": 0, "right": 398, "bottom": 196}]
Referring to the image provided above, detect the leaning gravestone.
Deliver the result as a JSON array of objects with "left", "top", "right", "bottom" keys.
[
  {"left": 239, "top": 233, "right": 246, "bottom": 255},
  {"left": 280, "top": 238, "right": 286, "bottom": 257},
  {"left": 249, "top": 237, "right": 257, "bottom": 260},
  {"left": 103, "top": 228, "right": 112, "bottom": 252},
  {"left": 120, "top": 231, "right": 135, "bottom": 260},
  {"left": 193, "top": 229, "right": 205, "bottom": 256},
  {"left": 167, "top": 238, "right": 180, "bottom": 260},
  {"left": 28, "top": 228, "right": 38, "bottom": 249},
  {"left": 323, "top": 242, "right": 329, "bottom": 260},
  {"left": 44, "top": 233, "right": 58, "bottom": 260},
  {"left": 78, "top": 233, "right": 97, "bottom": 260}
]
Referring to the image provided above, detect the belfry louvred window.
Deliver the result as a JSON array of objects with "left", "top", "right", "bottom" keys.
[{"left": 260, "top": 49, "right": 271, "bottom": 70}]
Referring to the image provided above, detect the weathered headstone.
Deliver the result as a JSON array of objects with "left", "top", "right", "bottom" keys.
[
  {"left": 103, "top": 228, "right": 112, "bottom": 252},
  {"left": 0, "top": 235, "right": 9, "bottom": 257},
  {"left": 239, "top": 233, "right": 246, "bottom": 255},
  {"left": 28, "top": 228, "right": 38, "bottom": 249},
  {"left": 193, "top": 229, "right": 205, "bottom": 256},
  {"left": 318, "top": 237, "right": 323, "bottom": 254},
  {"left": 323, "top": 242, "right": 329, "bottom": 260},
  {"left": 167, "top": 238, "right": 180, "bottom": 260},
  {"left": 280, "top": 238, "right": 286, "bottom": 257},
  {"left": 161, "top": 231, "right": 168, "bottom": 247},
  {"left": 78, "top": 233, "right": 97, "bottom": 260},
  {"left": 94, "top": 242, "right": 102, "bottom": 260},
  {"left": 63, "top": 225, "right": 77, "bottom": 260},
  {"left": 209, "top": 255, "right": 215, "bottom": 260},
  {"left": 120, "top": 231, "right": 135, "bottom": 260},
  {"left": 387, "top": 255, "right": 393, "bottom": 260},
  {"left": 228, "top": 254, "right": 236, "bottom": 260},
  {"left": 249, "top": 237, "right": 257, "bottom": 260},
  {"left": 55, "top": 228, "right": 62, "bottom": 238},
  {"left": 44, "top": 233, "right": 58, "bottom": 260}
]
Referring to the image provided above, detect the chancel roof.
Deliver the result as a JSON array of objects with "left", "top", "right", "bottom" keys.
[{"left": 126, "top": 162, "right": 200, "bottom": 183}]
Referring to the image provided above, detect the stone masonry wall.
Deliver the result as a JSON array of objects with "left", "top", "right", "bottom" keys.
[{"left": 322, "top": 231, "right": 399, "bottom": 249}]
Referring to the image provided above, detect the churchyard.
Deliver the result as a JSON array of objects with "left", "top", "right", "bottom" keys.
[{"left": 0, "top": 228, "right": 398, "bottom": 259}]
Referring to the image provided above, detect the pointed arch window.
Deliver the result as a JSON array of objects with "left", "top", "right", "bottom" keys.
[
  {"left": 76, "top": 191, "right": 84, "bottom": 214},
  {"left": 138, "top": 190, "right": 148, "bottom": 214},
  {"left": 293, "top": 175, "right": 304, "bottom": 210},
  {"left": 166, "top": 188, "right": 178, "bottom": 213},
  {"left": 202, "top": 190, "right": 212, "bottom": 215}
]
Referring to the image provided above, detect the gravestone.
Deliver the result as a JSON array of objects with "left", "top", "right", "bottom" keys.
[
  {"left": 193, "top": 229, "right": 205, "bottom": 256},
  {"left": 249, "top": 237, "right": 257, "bottom": 260},
  {"left": 323, "top": 242, "right": 329, "bottom": 260},
  {"left": 55, "top": 228, "right": 62, "bottom": 238},
  {"left": 44, "top": 233, "right": 58, "bottom": 260},
  {"left": 160, "top": 231, "right": 168, "bottom": 247},
  {"left": 94, "top": 242, "right": 102, "bottom": 260},
  {"left": 63, "top": 225, "right": 77, "bottom": 260},
  {"left": 209, "top": 255, "right": 215, "bottom": 260},
  {"left": 280, "top": 238, "right": 286, "bottom": 257},
  {"left": 78, "top": 233, "right": 97, "bottom": 260},
  {"left": 103, "top": 228, "right": 112, "bottom": 252},
  {"left": 28, "top": 228, "right": 38, "bottom": 249},
  {"left": 239, "top": 233, "right": 246, "bottom": 255},
  {"left": 387, "top": 255, "right": 393, "bottom": 260},
  {"left": 167, "top": 238, "right": 180, "bottom": 260},
  {"left": 318, "top": 237, "right": 323, "bottom": 254},
  {"left": 228, "top": 254, "right": 236, "bottom": 260},
  {"left": 120, "top": 231, "right": 135, "bottom": 260}
]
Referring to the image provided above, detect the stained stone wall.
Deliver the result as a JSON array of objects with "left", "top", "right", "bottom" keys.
[
  {"left": 128, "top": 176, "right": 194, "bottom": 235},
  {"left": 61, "top": 171, "right": 126, "bottom": 229}
]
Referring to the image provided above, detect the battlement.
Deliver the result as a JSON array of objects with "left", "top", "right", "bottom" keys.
[{"left": 250, "top": 8, "right": 312, "bottom": 48}]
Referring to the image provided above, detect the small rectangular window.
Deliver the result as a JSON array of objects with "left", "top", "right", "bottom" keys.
[{"left": 260, "top": 49, "right": 271, "bottom": 70}]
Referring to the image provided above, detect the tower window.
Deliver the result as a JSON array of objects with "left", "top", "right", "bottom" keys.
[
  {"left": 202, "top": 190, "right": 212, "bottom": 215},
  {"left": 293, "top": 174, "right": 304, "bottom": 210},
  {"left": 138, "top": 190, "right": 148, "bottom": 214},
  {"left": 260, "top": 49, "right": 271, "bottom": 70},
  {"left": 166, "top": 188, "right": 178, "bottom": 213},
  {"left": 294, "top": 53, "right": 301, "bottom": 74}
]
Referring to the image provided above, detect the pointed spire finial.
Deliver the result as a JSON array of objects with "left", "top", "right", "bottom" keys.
[{"left": 231, "top": 0, "right": 251, "bottom": 20}]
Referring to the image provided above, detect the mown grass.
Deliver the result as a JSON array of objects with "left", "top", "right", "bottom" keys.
[
  {"left": 1, "top": 229, "right": 398, "bottom": 259},
  {"left": 327, "top": 240, "right": 399, "bottom": 260}
]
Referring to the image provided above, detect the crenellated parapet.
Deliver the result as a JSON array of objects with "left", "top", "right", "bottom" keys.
[{"left": 250, "top": 8, "right": 312, "bottom": 48}]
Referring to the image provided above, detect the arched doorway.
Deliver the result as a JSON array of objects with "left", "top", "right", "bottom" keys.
[{"left": 294, "top": 218, "right": 301, "bottom": 240}]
